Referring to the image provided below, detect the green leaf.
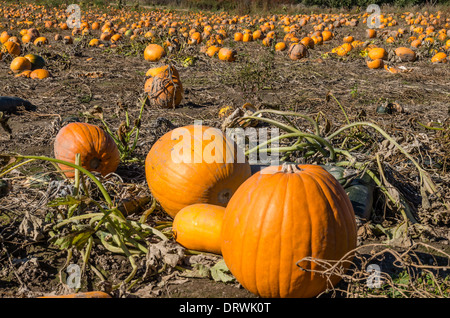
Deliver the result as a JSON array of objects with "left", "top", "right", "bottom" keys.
[
  {"left": 47, "top": 195, "right": 82, "bottom": 207},
  {"left": 210, "top": 260, "right": 235, "bottom": 283},
  {"left": 51, "top": 225, "right": 96, "bottom": 250}
]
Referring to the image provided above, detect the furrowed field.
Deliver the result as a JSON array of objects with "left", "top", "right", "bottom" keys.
[{"left": 0, "top": 0, "right": 449, "bottom": 299}]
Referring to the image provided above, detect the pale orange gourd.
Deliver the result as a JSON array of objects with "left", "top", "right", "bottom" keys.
[{"left": 172, "top": 203, "right": 225, "bottom": 254}]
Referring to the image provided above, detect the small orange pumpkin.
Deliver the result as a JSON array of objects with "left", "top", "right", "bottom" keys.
[
  {"left": 367, "top": 58, "right": 384, "bottom": 69},
  {"left": 431, "top": 52, "right": 447, "bottom": 63},
  {"left": 2, "top": 41, "right": 21, "bottom": 56},
  {"left": 53, "top": 122, "right": 120, "bottom": 178},
  {"left": 30, "top": 69, "right": 50, "bottom": 79},
  {"left": 368, "top": 47, "right": 387, "bottom": 60},
  {"left": 218, "top": 47, "right": 237, "bottom": 62},
  {"left": 144, "top": 44, "right": 166, "bottom": 62},
  {"left": 10, "top": 56, "right": 32, "bottom": 73}
]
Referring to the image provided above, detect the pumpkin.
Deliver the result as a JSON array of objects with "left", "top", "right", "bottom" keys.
[
  {"left": 234, "top": 32, "right": 243, "bottom": 41},
  {"left": 63, "top": 36, "right": 73, "bottom": 44},
  {"left": 89, "top": 38, "right": 100, "bottom": 47},
  {"left": 145, "top": 124, "right": 251, "bottom": 218},
  {"left": 431, "top": 52, "right": 447, "bottom": 63},
  {"left": 144, "top": 65, "right": 183, "bottom": 108},
  {"left": 367, "top": 58, "right": 384, "bottom": 69},
  {"left": 33, "top": 36, "right": 48, "bottom": 46},
  {"left": 172, "top": 203, "right": 225, "bottom": 254},
  {"left": 288, "top": 43, "right": 308, "bottom": 60},
  {"left": 0, "top": 31, "right": 11, "bottom": 44},
  {"left": 343, "top": 35, "right": 354, "bottom": 43},
  {"left": 206, "top": 45, "right": 221, "bottom": 57},
  {"left": 321, "top": 30, "right": 333, "bottom": 41},
  {"left": 221, "top": 164, "right": 357, "bottom": 298},
  {"left": 300, "top": 36, "right": 314, "bottom": 49},
  {"left": 24, "top": 54, "right": 45, "bottom": 69},
  {"left": 394, "top": 47, "right": 416, "bottom": 61},
  {"left": 242, "top": 33, "right": 253, "bottom": 42},
  {"left": 110, "top": 33, "right": 122, "bottom": 43},
  {"left": 2, "top": 41, "right": 21, "bottom": 56},
  {"left": 368, "top": 47, "right": 387, "bottom": 60},
  {"left": 366, "top": 29, "right": 377, "bottom": 38},
  {"left": 275, "top": 41, "right": 286, "bottom": 51},
  {"left": 218, "top": 47, "right": 236, "bottom": 62},
  {"left": 10, "top": 56, "right": 31, "bottom": 73},
  {"left": 53, "top": 122, "right": 120, "bottom": 178},
  {"left": 30, "top": 69, "right": 50, "bottom": 79},
  {"left": 144, "top": 43, "right": 166, "bottom": 62}
]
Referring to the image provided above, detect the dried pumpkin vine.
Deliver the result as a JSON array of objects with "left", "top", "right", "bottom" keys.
[
  {"left": 0, "top": 153, "right": 166, "bottom": 291},
  {"left": 237, "top": 93, "right": 445, "bottom": 230}
]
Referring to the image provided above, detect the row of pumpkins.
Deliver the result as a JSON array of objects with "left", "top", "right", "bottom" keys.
[{"left": 53, "top": 117, "right": 357, "bottom": 298}]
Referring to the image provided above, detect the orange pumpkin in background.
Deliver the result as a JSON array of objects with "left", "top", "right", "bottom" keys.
[{"left": 144, "top": 43, "right": 166, "bottom": 62}]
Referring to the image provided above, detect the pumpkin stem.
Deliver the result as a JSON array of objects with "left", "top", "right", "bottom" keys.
[
  {"left": 281, "top": 163, "right": 303, "bottom": 173},
  {"left": 217, "top": 188, "right": 232, "bottom": 205}
]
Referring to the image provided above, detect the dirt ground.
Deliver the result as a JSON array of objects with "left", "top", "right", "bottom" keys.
[{"left": 1, "top": 3, "right": 450, "bottom": 299}]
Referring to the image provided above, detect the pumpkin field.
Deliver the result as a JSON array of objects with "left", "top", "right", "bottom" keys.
[{"left": 0, "top": 0, "right": 450, "bottom": 300}]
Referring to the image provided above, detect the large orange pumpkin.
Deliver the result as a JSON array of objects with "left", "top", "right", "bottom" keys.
[
  {"left": 145, "top": 125, "right": 251, "bottom": 218},
  {"left": 54, "top": 122, "right": 120, "bottom": 178},
  {"left": 172, "top": 203, "right": 225, "bottom": 254},
  {"left": 221, "top": 164, "right": 357, "bottom": 298}
]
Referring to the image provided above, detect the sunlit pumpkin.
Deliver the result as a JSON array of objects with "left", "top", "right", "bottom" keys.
[
  {"left": 145, "top": 124, "right": 251, "bottom": 218},
  {"left": 221, "top": 164, "right": 357, "bottom": 298},
  {"left": 53, "top": 122, "right": 120, "bottom": 178}
]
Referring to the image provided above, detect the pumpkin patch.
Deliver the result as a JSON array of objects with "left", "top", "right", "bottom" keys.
[{"left": 0, "top": 0, "right": 449, "bottom": 300}]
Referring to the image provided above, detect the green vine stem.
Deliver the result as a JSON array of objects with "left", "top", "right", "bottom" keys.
[
  {"left": 326, "top": 121, "right": 438, "bottom": 197},
  {"left": 0, "top": 154, "right": 118, "bottom": 212},
  {"left": 241, "top": 116, "right": 336, "bottom": 160},
  {"left": 250, "top": 109, "right": 321, "bottom": 135}
]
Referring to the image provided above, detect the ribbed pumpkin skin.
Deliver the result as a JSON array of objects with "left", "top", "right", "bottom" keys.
[
  {"left": 221, "top": 164, "right": 357, "bottom": 298},
  {"left": 54, "top": 122, "right": 120, "bottom": 178},
  {"left": 145, "top": 125, "right": 251, "bottom": 218},
  {"left": 172, "top": 203, "right": 225, "bottom": 254}
]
